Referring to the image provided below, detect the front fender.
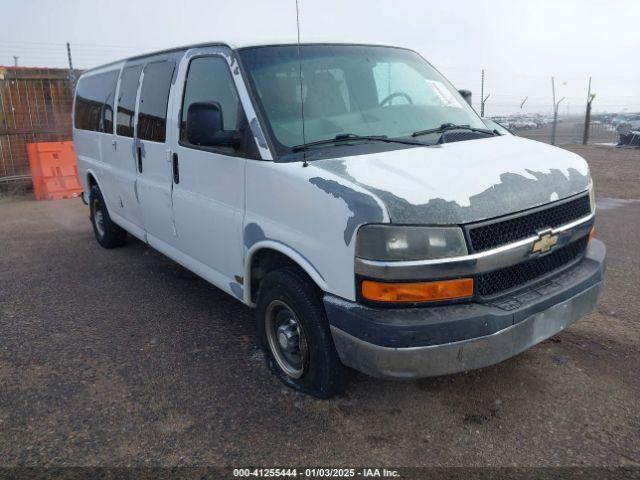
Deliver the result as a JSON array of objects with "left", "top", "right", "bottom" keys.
[{"left": 244, "top": 239, "right": 328, "bottom": 306}]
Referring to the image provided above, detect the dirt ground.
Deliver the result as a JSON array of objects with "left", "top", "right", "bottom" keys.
[
  {"left": 0, "top": 145, "right": 639, "bottom": 468},
  {"left": 564, "top": 145, "right": 640, "bottom": 199}
]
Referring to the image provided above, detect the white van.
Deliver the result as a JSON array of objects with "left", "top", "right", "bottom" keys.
[{"left": 73, "top": 42, "right": 606, "bottom": 398}]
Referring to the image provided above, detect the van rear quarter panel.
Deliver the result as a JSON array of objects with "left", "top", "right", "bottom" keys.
[
  {"left": 73, "top": 64, "right": 125, "bottom": 211},
  {"left": 75, "top": 127, "right": 124, "bottom": 217},
  {"left": 74, "top": 129, "right": 102, "bottom": 192},
  {"left": 245, "top": 160, "right": 389, "bottom": 301}
]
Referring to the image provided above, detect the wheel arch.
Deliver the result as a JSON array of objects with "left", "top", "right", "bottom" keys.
[
  {"left": 85, "top": 169, "right": 103, "bottom": 195},
  {"left": 85, "top": 169, "right": 116, "bottom": 210},
  {"left": 244, "top": 241, "right": 328, "bottom": 307}
]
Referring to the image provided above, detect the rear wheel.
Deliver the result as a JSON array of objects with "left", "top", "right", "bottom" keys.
[
  {"left": 256, "top": 267, "right": 347, "bottom": 398},
  {"left": 89, "top": 185, "right": 127, "bottom": 249}
]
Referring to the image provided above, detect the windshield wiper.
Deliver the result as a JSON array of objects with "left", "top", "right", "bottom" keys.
[
  {"left": 292, "top": 133, "right": 427, "bottom": 152},
  {"left": 411, "top": 123, "right": 495, "bottom": 138}
]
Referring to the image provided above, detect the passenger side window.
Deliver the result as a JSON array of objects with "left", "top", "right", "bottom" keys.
[
  {"left": 137, "top": 61, "right": 175, "bottom": 143},
  {"left": 74, "top": 70, "right": 118, "bottom": 132},
  {"left": 373, "top": 62, "right": 446, "bottom": 106},
  {"left": 180, "top": 55, "right": 256, "bottom": 157},
  {"left": 116, "top": 65, "right": 142, "bottom": 137}
]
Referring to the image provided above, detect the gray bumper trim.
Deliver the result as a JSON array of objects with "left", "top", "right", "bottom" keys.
[{"left": 331, "top": 280, "right": 602, "bottom": 379}]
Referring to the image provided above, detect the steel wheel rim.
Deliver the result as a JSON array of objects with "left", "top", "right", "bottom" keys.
[
  {"left": 92, "top": 198, "right": 105, "bottom": 237},
  {"left": 265, "top": 300, "right": 309, "bottom": 379}
]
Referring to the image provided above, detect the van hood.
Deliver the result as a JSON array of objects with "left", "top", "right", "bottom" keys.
[{"left": 310, "top": 135, "right": 591, "bottom": 225}]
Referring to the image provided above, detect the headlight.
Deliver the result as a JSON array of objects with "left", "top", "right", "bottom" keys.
[
  {"left": 589, "top": 182, "right": 596, "bottom": 213},
  {"left": 356, "top": 225, "right": 468, "bottom": 261}
]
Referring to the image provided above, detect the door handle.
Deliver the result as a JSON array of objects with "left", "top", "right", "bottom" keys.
[
  {"left": 137, "top": 146, "right": 143, "bottom": 173},
  {"left": 172, "top": 153, "right": 179, "bottom": 184}
]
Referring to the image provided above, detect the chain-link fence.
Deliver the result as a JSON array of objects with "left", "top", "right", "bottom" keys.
[
  {"left": 506, "top": 118, "right": 621, "bottom": 146},
  {"left": 444, "top": 68, "right": 640, "bottom": 148}
]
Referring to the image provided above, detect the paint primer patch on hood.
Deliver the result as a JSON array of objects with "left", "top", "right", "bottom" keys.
[{"left": 312, "top": 136, "right": 591, "bottom": 225}]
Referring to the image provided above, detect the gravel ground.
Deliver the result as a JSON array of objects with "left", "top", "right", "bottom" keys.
[
  {"left": 0, "top": 145, "right": 639, "bottom": 468},
  {"left": 564, "top": 145, "right": 640, "bottom": 199}
]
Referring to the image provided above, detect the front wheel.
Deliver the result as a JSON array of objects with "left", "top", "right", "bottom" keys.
[{"left": 256, "top": 267, "right": 347, "bottom": 398}]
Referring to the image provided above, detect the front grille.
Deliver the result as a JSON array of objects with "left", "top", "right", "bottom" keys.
[
  {"left": 476, "top": 236, "right": 589, "bottom": 297},
  {"left": 468, "top": 194, "right": 591, "bottom": 252}
]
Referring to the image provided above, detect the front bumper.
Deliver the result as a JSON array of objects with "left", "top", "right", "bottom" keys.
[{"left": 324, "top": 239, "right": 606, "bottom": 379}]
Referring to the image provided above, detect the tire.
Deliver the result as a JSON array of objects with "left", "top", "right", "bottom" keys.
[
  {"left": 256, "top": 267, "right": 347, "bottom": 398},
  {"left": 89, "top": 184, "right": 127, "bottom": 249}
]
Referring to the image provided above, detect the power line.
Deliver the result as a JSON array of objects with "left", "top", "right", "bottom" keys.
[
  {"left": 0, "top": 39, "right": 150, "bottom": 50},
  {"left": 0, "top": 47, "right": 143, "bottom": 56}
]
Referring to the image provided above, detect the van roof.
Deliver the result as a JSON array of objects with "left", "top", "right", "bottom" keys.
[{"left": 79, "top": 40, "right": 403, "bottom": 75}]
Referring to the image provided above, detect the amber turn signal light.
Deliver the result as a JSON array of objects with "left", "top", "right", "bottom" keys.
[
  {"left": 361, "top": 278, "right": 474, "bottom": 303},
  {"left": 588, "top": 226, "right": 595, "bottom": 245}
]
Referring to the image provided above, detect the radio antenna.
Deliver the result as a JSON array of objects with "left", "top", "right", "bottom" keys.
[{"left": 295, "top": 0, "right": 308, "bottom": 167}]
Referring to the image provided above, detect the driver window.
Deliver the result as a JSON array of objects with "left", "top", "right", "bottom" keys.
[
  {"left": 181, "top": 57, "right": 239, "bottom": 140},
  {"left": 180, "top": 55, "right": 258, "bottom": 158}
]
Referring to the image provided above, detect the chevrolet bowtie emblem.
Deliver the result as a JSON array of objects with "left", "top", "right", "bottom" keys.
[{"left": 532, "top": 232, "right": 559, "bottom": 254}]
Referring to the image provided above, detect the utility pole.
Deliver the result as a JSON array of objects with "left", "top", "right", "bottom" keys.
[
  {"left": 480, "top": 69, "right": 485, "bottom": 116},
  {"left": 13, "top": 56, "right": 18, "bottom": 67},
  {"left": 582, "top": 77, "right": 596, "bottom": 145},
  {"left": 482, "top": 94, "right": 490, "bottom": 116},
  {"left": 551, "top": 77, "right": 565, "bottom": 146},
  {"left": 66, "top": 42, "right": 76, "bottom": 93}
]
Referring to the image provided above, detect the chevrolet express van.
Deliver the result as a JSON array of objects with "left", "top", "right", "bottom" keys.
[{"left": 73, "top": 42, "right": 606, "bottom": 398}]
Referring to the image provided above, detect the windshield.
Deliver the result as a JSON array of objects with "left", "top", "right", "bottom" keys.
[{"left": 238, "top": 45, "right": 487, "bottom": 160}]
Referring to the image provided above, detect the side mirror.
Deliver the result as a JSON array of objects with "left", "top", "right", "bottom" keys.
[
  {"left": 186, "top": 101, "right": 240, "bottom": 148},
  {"left": 458, "top": 89, "right": 472, "bottom": 106}
]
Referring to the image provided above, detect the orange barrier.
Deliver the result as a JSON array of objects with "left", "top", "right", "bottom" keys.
[{"left": 26, "top": 141, "right": 82, "bottom": 200}]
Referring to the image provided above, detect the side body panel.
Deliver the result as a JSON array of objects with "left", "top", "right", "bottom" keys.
[
  {"left": 170, "top": 147, "right": 246, "bottom": 295},
  {"left": 169, "top": 46, "right": 270, "bottom": 301},
  {"left": 98, "top": 119, "right": 118, "bottom": 209},
  {"left": 135, "top": 58, "right": 180, "bottom": 248},
  {"left": 244, "top": 160, "right": 389, "bottom": 302},
  {"left": 74, "top": 128, "right": 102, "bottom": 193},
  {"left": 112, "top": 63, "right": 145, "bottom": 238}
]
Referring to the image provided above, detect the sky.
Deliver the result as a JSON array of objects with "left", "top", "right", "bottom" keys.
[{"left": 1, "top": 0, "right": 639, "bottom": 115}]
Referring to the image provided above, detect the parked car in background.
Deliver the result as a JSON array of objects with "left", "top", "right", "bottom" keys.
[
  {"left": 482, "top": 118, "right": 513, "bottom": 135},
  {"left": 624, "top": 115, "right": 640, "bottom": 130},
  {"left": 616, "top": 115, "right": 640, "bottom": 147}
]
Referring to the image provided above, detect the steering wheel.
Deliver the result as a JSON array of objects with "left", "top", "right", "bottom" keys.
[{"left": 379, "top": 92, "right": 414, "bottom": 106}]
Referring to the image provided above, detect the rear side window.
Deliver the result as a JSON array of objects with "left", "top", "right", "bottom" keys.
[
  {"left": 137, "top": 61, "right": 175, "bottom": 142},
  {"left": 74, "top": 71, "right": 118, "bottom": 132},
  {"left": 116, "top": 65, "right": 142, "bottom": 137}
]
